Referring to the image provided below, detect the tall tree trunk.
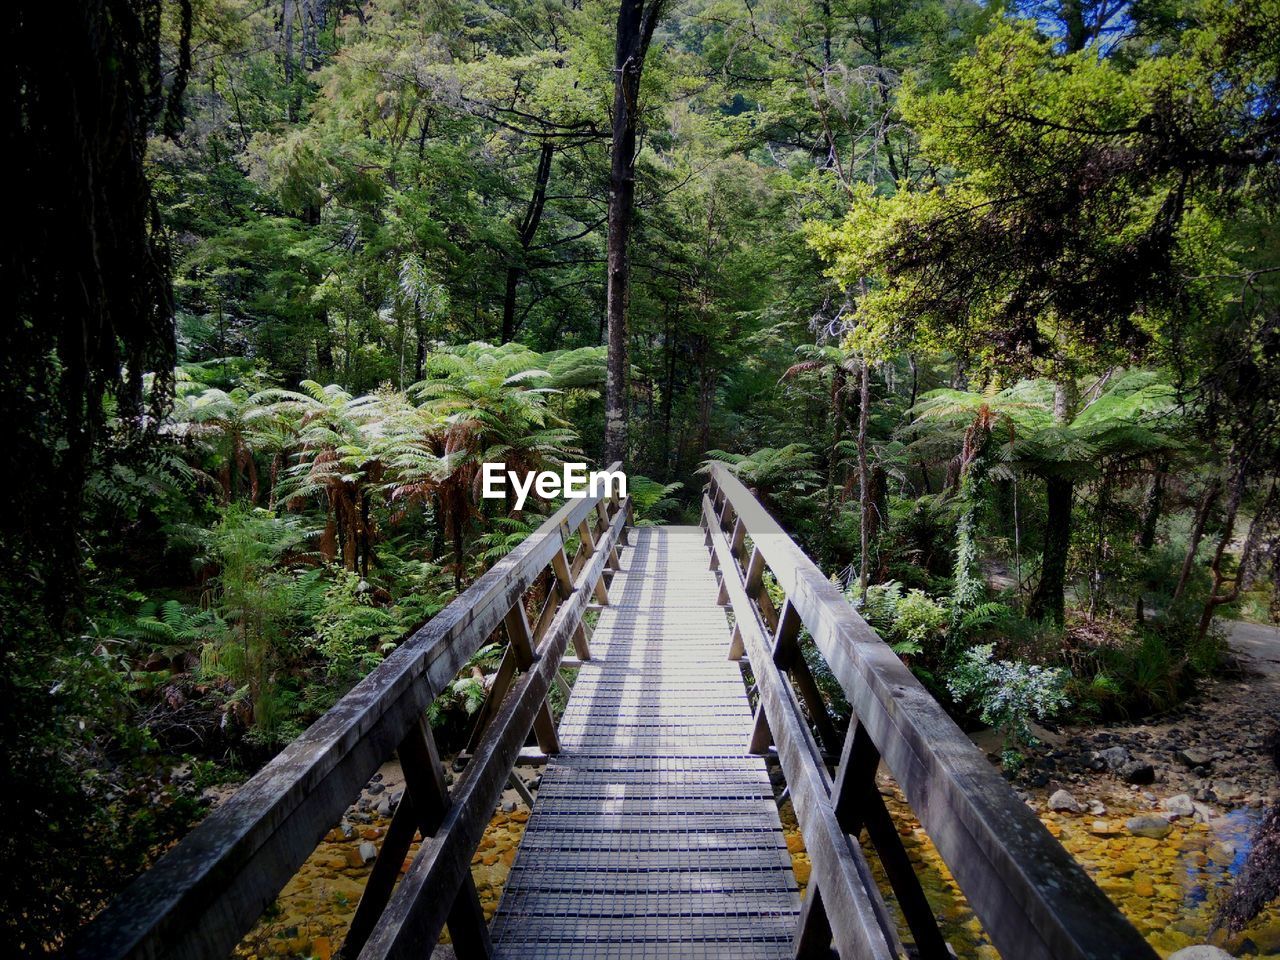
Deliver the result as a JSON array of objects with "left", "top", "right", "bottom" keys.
[
  {"left": 501, "top": 141, "right": 555, "bottom": 343},
  {"left": 604, "top": 0, "right": 667, "bottom": 465},
  {"left": 821, "top": 366, "right": 847, "bottom": 566},
  {"left": 1029, "top": 476, "right": 1073, "bottom": 625},
  {"left": 661, "top": 314, "right": 675, "bottom": 473},
  {"left": 856, "top": 358, "right": 872, "bottom": 598},
  {"left": 1134, "top": 460, "right": 1166, "bottom": 623},
  {"left": 1196, "top": 471, "right": 1276, "bottom": 640},
  {"left": 1028, "top": 378, "right": 1077, "bottom": 626},
  {"left": 1173, "top": 477, "right": 1221, "bottom": 604}
]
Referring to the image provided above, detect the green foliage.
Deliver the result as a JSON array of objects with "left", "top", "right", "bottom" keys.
[
  {"left": 183, "top": 505, "right": 318, "bottom": 744},
  {"left": 310, "top": 572, "right": 402, "bottom": 686},
  {"left": 892, "top": 589, "right": 950, "bottom": 655},
  {"left": 850, "top": 579, "right": 948, "bottom": 656},
  {"left": 947, "top": 644, "right": 1072, "bottom": 764},
  {"left": 627, "top": 476, "right": 684, "bottom": 525}
]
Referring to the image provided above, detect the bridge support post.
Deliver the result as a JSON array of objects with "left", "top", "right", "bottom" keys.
[
  {"left": 749, "top": 600, "right": 842, "bottom": 757},
  {"left": 551, "top": 546, "right": 592, "bottom": 661},
  {"left": 343, "top": 718, "right": 493, "bottom": 960},
  {"left": 792, "top": 885, "right": 836, "bottom": 960},
  {"left": 829, "top": 722, "right": 952, "bottom": 960}
]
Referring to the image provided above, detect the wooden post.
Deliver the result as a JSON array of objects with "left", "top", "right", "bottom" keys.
[
  {"left": 597, "top": 500, "right": 622, "bottom": 571},
  {"left": 341, "top": 791, "right": 420, "bottom": 959},
  {"left": 578, "top": 519, "right": 611, "bottom": 605},
  {"left": 832, "top": 722, "right": 950, "bottom": 960},
  {"left": 398, "top": 718, "right": 493, "bottom": 959},
  {"left": 728, "top": 623, "right": 744, "bottom": 661},
  {"left": 551, "top": 545, "right": 591, "bottom": 660},
  {"left": 503, "top": 603, "right": 560, "bottom": 755},
  {"left": 792, "top": 885, "right": 835, "bottom": 960},
  {"left": 749, "top": 599, "right": 801, "bottom": 753}
]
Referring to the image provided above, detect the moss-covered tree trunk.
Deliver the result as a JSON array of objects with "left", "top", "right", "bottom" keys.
[{"left": 1029, "top": 476, "right": 1073, "bottom": 625}]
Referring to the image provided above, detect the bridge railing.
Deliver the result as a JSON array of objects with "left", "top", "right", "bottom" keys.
[
  {"left": 73, "top": 464, "right": 631, "bottom": 960},
  {"left": 702, "top": 462, "right": 1156, "bottom": 960}
]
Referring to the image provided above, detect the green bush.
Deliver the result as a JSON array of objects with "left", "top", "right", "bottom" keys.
[
  {"left": 947, "top": 644, "right": 1071, "bottom": 767},
  {"left": 891, "top": 589, "right": 949, "bottom": 655}
]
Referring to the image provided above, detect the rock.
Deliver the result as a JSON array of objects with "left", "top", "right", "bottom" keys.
[
  {"left": 358, "top": 840, "right": 378, "bottom": 865},
  {"left": 1168, "top": 947, "right": 1232, "bottom": 960},
  {"left": 1161, "top": 794, "right": 1195, "bottom": 818},
  {"left": 368, "top": 782, "right": 386, "bottom": 795},
  {"left": 1087, "top": 799, "right": 1107, "bottom": 816},
  {"left": 1089, "top": 820, "right": 1122, "bottom": 836},
  {"left": 1213, "top": 780, "right": 1245, "bottom": 802},
  {"left": 1126, "top": 815, "right": 1173, "bottom": 839},
  {"left": 376, "top": 798, "right": 391, "bottom": 817},
  {"left": 502, "top": 801, "right": 517, "bottom": 813},
  {"left": 1178, "top": 748, "right": 1215, "bottom": 769},
  {"left": 338, "top": 820, "right": 355, "bottom": 839},
  {"left": 1048, "top": 789, "right": 1083, "bottom": 813},
  {"left": 1191, "top": 801, "right": 1216, "bottom": 822},
  {"left": 1096, "top": 746, "right": 1130, "bottom": 771},
  {"left": 1119, "top": 760, "right": 1156, "bottom": 785}
]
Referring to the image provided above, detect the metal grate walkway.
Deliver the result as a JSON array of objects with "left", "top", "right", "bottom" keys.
[{"left": 490, "top": 526, "right": 801, "bottom": 959}]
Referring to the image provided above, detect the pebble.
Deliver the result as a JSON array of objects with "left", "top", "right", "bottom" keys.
[
  {"left": 1213, "top": 781, "right": 1245, "bottom": 801},
  {"left": 1096, "top": 746, "right": 1130, "bottom": 771},
  {"left": 1126, "top": 815, "right": 1173, "bottom": 839},
  {"left": 1119, "top": 761, "right": 1156, "bottom": 785},
  {"left": 1178, "top": 748, "right": 1215, "bottom": 769},
  {"left": 1049, "top": 789, "right": 1083, "bottom": 813},
  {"left": 1161, "top": 794, "right": 1195, "bottom": 818},
  {"left": 358, "top": 841, "right": 377, "bottom": 865}
]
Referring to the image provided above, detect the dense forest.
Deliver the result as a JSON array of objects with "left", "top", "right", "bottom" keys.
[{"left": 4, "top": 0, "right": 1280, "bottom": 952}]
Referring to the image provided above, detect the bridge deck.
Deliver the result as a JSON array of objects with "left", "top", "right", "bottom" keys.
[{"left": 490, "top": 526, "right": 801, "bottom": 959}]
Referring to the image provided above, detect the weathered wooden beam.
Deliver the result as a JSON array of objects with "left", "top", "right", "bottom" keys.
[
  {"left": 507, "top": 771, "right": 535, "bottom": 808},
  {"left": 550, "top": 544, "right": 591, "bottom": 660},
  {"left": 463, "top": 642, "right": 520, "bottom": 755},
  {"left": 504, "top": 602, "right": 559, "bottom": 755},
  {"left": 595, "top": 500, "right": 622, "bottom": 571},
  {"left": 397, "top": 719, "right": 491, "bottom": 959},
  {"left": 792, "top": 885, "right": 836, "bottom": 960},
  {"left": 357, "top": 504, "right": 628, "bottom": 960},
  {"left": 727, "top": 623, "right": 744, "bottom": 661},
  {"left": 70, "top": 466, "right": 623, "bottom": 960},
  {"left": 577, "top": 519, "right": 611, "bottom": 606},
  {"left": 704, "top": 496, "right": 897, "bottom": 960},
  {"left": 340, "top": 786, "right": 419, "bottom": 959},
  {"left": 833, "top": 722, "right": 950, "bottom": 959},
  {"left": 455, "top": 745, "right": 549, "bottom": 768},
  {"left": 707, "top": 464, "right": 1158, "bottom": 960}
]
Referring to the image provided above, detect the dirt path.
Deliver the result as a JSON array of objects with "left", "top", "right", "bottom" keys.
[{"left": 1222, "top": 620, "right": 1280, "bottom": 678}]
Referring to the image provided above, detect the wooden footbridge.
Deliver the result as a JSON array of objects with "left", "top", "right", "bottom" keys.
[{"left": 74, "top": 463, "right": 1157, "bottom": 960}]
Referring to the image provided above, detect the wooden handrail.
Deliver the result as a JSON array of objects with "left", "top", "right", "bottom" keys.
[
  {"left": 703, "top": 463, "right": 1157, "bottom": 960},
  {"left": 72, "top": 464, "right": 628, "bottom": 960}
]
